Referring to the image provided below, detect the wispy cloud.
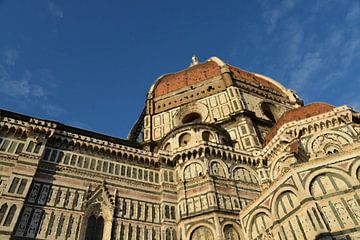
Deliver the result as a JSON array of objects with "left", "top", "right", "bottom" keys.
[
  {"left": 260, "top": 0, "right": 297, "bottom": 33},
  {"left": 5, "top": 49, "right": 18, "bottom": 66},
  {"left": 0, "top": 65, "right": 45, "bottom": 98},
  {"left": 0, "top": 49, "right": 66, "bottom": 119},
  {"left": 346, "top": 1, "right": 360, "bottom": 21},
  {"left": 41, "top": 103, "right": 66, "bottom": 117},
  {"left": 48, "top": 1, "right": 63, "bottom": 18},
  {"left": 255, "top": 1, "right": 360, "bottom": 103}
]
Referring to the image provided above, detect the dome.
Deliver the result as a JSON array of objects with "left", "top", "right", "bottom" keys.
[
  {"left": 263, "top": 102, "right": 335, "bottom": 145},
  {"left": 148, "top": 57, "right": 296, "bottom": 100}
]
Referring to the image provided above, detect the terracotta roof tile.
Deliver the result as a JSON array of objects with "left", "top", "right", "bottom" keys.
[
  {"left": 263, "top": 102, "right": 335, "bottom": 145},
  {"left": 227, "top": 65, "right": 284, "bottom": 94},
  {"left": 154, "top": 61, "right": 221, "bottom": 97}
]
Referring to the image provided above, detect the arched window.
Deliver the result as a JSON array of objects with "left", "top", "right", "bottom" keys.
[
  {"left": 184, "top": 163, "right": 203, "bottom": 180},
  {"left": 202, "top": 131, "right": 214, "bottom": 142},
  {"left": 179, "top": 133, "right": 191, "bottom": 147},
  {"left": 166, "top": 228, "right": 171, "bottom": 240},
  {"left": 3, "top": 204, "right": 16, "bottom": 226},
  {"left": 224, "top": 225, "right": 240, "bottom": 240},
  {"left": 261, "top": 102, "right": 282, "bottom": 122},
  {"left": 0, "top": 204, "right": 8, "bottom": 224},
  {"left": 85, "top": 215, "right": 104, "bottom": 240},
  {"left": 250, "top": 213, "right": 271, "bottom": 239},
  {"left": 182, "top": 113, "right": 202, "bottom": 124},
  {"left": 191, "top": 226, "right": 214, "bottom": 240}
]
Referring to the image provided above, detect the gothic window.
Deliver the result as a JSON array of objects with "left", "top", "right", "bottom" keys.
[
  {"left": 3, "top": 204, "right": 16, "bottom": 226},
  {"left": 8, "top": 177, "right": 19, "bottom": 193},
  {"left": 0, "top": 203, "right": 8, "bottom": 224},
  {"left": 85, "top": 215, "right": 104, "bottom": 240},
  {"left": 103, "top": 161, "right": 108, "bottom": 172},
  {"left": 166, "top": 228, "right": 171, "bottom": 240},
  {"left": 172, "top": 229, "right": 177, "bottom": 240}
]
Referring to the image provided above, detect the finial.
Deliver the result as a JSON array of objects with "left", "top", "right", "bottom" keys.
[{"left": 190, "top": 55, "right": 199, "bottom": 66}]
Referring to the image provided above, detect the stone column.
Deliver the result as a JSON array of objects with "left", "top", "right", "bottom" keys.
[
  {"left": 102, "top": 219, "right": 113, "bottom": 240},
  {"left": 148, "top": 227, "right": 153, "bottom": 240},
  {"left": 123, "top": 222, "right": 129, "bottom": 240}
]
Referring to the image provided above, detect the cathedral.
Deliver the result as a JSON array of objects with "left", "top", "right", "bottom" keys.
[{"left": 0, "top": 56, "right": 359, "bottom": 240}]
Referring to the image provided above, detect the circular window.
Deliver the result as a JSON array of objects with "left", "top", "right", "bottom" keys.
[{"left": 179, "top": 133, "right": 191, "bottom": 147}]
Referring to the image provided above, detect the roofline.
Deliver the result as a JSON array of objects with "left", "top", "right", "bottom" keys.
[{"left": 0, "top": 108, "right": 142, "bottom": 149}]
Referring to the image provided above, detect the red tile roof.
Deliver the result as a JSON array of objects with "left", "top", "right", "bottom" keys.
[
  {"left": 154, "top": 61, "right": 221, "bottom": 97},
  {"left": 153, "top": 59, "right": 287, "bottom": 97},
  {"left": 263, "top": 102, "right": 335, "bottom": 145},
  {"left": 227, "top": 65, "right": 284, "bottom": 94}
]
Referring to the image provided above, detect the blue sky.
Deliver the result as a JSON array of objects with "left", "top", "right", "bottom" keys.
[{"left": 0, "top": 0, "right": 359, "bottom": 138}]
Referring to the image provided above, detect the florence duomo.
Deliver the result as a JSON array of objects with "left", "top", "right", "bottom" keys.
[{"left": 0, "top": 55, "right": 359, "bottom": 240}]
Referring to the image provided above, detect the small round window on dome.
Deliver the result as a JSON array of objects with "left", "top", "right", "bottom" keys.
[{"left": 182, "top": 112, "right": 202, "bottom": 124}]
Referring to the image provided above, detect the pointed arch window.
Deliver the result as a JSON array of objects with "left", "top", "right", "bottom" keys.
[
  {"left": 3, "top": 204, "right": 16, "bottom": 226},
  {"left": 85, "top": 215, "right": 104, "bottom": 240},
  {"left": 0, "top": 204, "right": 8, "bottom": 224}
]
